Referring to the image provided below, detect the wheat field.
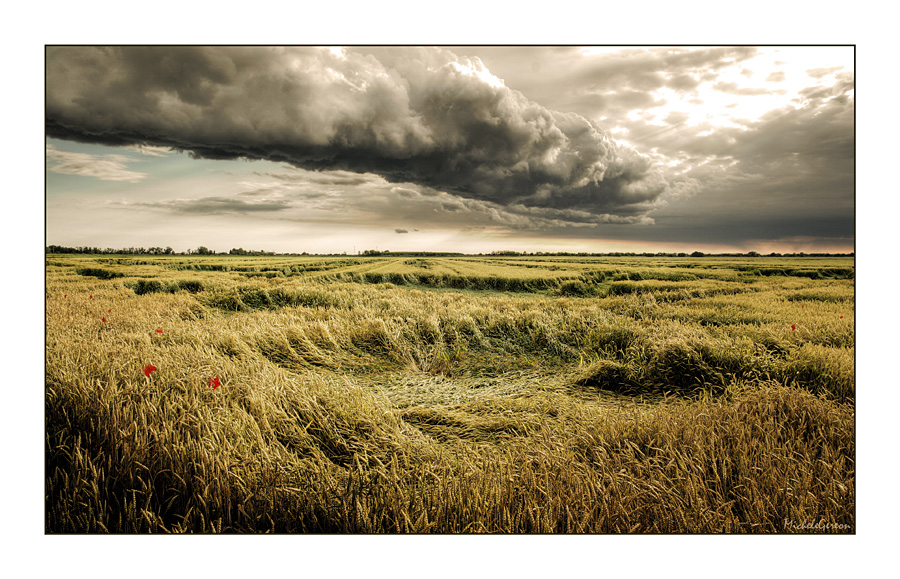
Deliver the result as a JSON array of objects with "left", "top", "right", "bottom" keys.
[{"left": 44, "top": 254, "right": 854, "bottom": 533}]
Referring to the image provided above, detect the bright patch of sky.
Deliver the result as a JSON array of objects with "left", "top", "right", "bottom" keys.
[{"left": 610, "top": 47, "right": 853, "bottom": 148}]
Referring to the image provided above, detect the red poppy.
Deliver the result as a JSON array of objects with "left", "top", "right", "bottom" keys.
[
  {"left": 840, "top": 315, "right": 844, "bottom": 319},
  {"left": 64, "top": 294, "right": 67, "bottom": 298},
  {"left": 143, "top": 363, "right": 157, "bottom": 377},
  {"left": 208, "top": 376, "right": 221, "bottom": 389},
  {"left": 89, "top": 295, "right": 93, "bottom": 299},
  {"left": 155, "top": 329, "right": 163, "bottom": 334},
  {"left": 791, "top": 324, "right": 796, "bottom": 331},
  {"left": 101, "top": 317, "right": 106, "bottom": 322},
  {"left": 107, "top": 309, "right": 111, "bottom": 313}
]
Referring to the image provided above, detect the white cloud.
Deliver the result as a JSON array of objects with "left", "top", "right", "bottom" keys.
[{"left": 46, "top": 144, "right": 148, "bottom": 182}]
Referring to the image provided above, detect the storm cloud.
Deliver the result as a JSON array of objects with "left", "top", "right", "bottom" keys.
[{"left": 45, "top": 46, "right": 668, "bottom": 223}]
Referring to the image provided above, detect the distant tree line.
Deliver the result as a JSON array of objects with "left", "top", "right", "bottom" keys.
[
  {"left": 46, "top": 245, "right": 175, "bottom": 255},
  {"left": 227, "top": 248, "right": 278, "bottom": 256},
  {"left": 45, "top": 245, "right": 271, "bottom": 256},
  {"left": 45, "top": 245, "right": 853, "bottom": 258},
  {"left": 360, "top": 250, "right": 469, "bottom": 257},
  {"left": 378, "top": 251, "right": 465, "bottom": 257}
]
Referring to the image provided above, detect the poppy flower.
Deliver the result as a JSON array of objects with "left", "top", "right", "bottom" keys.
[
  {"left": 89, "top": 295, "right": 93, "bottom": 299},
  {"left": 791, "top": 324, "right": 796, "bottom": 331},
  {"left": 208, "top": 376, "right": 221, "bottom": 389},
  {"left": 101, "top": 317, "right": 106, "bottom": 322},
  {"left": 143, "top": 363, "right": 157, "bottom": 377},
  {"left": 64, "top": 294, "right": 67, "bottom": 298},
  {"left": 107, "top": 309, "right": 111, "bottom": 314},
  {"left": 155, "top": 329, "right": 163, "bottom": 334},
  {"left": 840, "top": 315, "right": 844, "bottom": 319}
]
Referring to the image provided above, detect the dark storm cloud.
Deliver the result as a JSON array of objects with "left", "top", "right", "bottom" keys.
[{"left": 46, "top": 46, "right": 669, "bottom": 223}]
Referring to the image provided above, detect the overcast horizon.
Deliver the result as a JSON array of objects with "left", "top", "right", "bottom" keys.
[{"left": 45, "top": 45, "right": 854, "bottom": 255}]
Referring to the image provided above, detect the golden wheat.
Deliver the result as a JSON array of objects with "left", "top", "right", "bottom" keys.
[{"left": 45, "top": 255, "right": 854, "bottom": 533}]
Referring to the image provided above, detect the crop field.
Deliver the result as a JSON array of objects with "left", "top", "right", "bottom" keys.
[{"left": 45, "top": 254, "right": 855, "bottom": 533}]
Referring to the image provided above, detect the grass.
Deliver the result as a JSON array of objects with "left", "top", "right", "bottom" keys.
[{"left": 45, "top": 254, "right": 855, "bottom": 533}]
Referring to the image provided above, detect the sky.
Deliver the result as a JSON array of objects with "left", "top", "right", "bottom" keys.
[{"left": 45, "top": 45, "right": 854, "bottom": 254}]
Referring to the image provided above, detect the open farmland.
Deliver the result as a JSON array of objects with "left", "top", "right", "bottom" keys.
[{"left": 45, "top": 254, "right": 855, "bottom": 533}]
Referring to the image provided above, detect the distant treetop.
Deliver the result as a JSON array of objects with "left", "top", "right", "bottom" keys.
[{"left": 44, "top": 245, "right": 854, "bottom": 258}]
